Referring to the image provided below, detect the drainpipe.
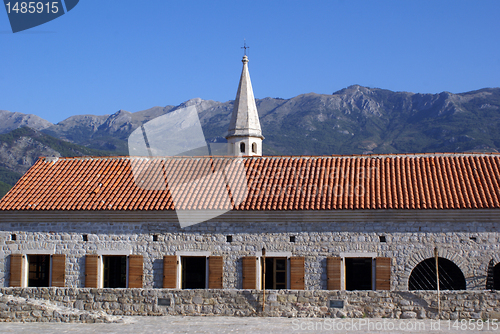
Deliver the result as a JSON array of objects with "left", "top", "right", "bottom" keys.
[
  {"left": 262, "top": 247, "right": 266, "bottom": 313},
  {"left": 434, "top": 247, "right": 440, "bottom": 318}
]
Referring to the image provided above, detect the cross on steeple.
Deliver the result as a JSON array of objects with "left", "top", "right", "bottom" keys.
[{"left": 241, "top": 39, "right": 249, "bottom": 56}]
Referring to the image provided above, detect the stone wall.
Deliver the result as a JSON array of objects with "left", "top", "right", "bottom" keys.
[
  {"left": 1, "top": 288, "right": 500, "bottom": 322},
  {"left": 0, "top": 218, "right": 499, "bottom": 290}
]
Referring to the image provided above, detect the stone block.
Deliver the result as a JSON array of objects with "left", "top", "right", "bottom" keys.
[{"left": 401, "top": 311, "right": 417, "bottom": 319}]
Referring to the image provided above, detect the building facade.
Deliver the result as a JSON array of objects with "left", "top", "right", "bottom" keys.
[
  {"left": 1, "top": 55, "right": 500, "bottom": 297},
  {"left": 1, "top": 154, "right": 500, "bottom": 293}
]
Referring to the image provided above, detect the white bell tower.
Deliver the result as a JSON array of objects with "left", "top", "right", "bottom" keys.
[{"left": 226, "top": 53, "right": 264, "bottom": 156}]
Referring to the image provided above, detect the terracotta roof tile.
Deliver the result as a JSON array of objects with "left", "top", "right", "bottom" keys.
[{"left": 2, "top": 153, "right": 500, "bottom": 211}]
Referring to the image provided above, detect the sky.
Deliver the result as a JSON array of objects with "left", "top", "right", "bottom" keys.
[{"left": 0, "top": 0, "right": 499, "bottom": 124}]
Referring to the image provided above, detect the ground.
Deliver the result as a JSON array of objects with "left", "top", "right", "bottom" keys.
[{"left": 0, "top": 316, "right": 498, "bottom": 333}]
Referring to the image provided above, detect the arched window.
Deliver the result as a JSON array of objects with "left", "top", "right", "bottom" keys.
[
  {"left": 240, "top": 142, "right": 245, "bottom": 153},
  {"left": 252, "top": 142, "right": 257, "bottom": 153},
  {"left": 493, "top": 262, "right": 500, "bottom": 290},
  {"left": 408, "top": 257, "right": 466, "bottom": 290}
]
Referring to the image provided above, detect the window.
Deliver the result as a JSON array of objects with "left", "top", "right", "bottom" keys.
[
  {"left": 345, "top": 258, "right": 372, "bottom": 290},
  {"left": 103, "top": 255, "right": 127, "bottom": 288},
  {"left": 163, "top": 255, "right": 223, "bottom": 289},
  {"left": 86, "top": 254, "right": 143, "bottom": 288},
  {"left": 327, "top": 256, "right": 391, "bottom": 291},
  {"left": 262, "top": 257, "right": 287, "bottom": 290},
  {"left": 240, "top": 142, "right": 245, "bottom": 153},
  {"left": 27, "top": 255, "right": 50, "bottom": 287},
  {"left": 181, "top": 256, "right": 206, "bottom": 289},
  {"left": 408, "top": 257, "right": 466, "bottom": 290},
  {"left": 252, "top": 142, "right": 257, "bottom": 153}
]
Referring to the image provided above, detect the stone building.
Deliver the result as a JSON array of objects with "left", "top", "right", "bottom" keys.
[{"left": 1, "top": 55, "right": 500, "bottom": 296}]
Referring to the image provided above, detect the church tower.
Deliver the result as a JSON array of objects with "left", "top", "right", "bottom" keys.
[{"left": 226, "top": 55, "right": 264, "bottom": 156}]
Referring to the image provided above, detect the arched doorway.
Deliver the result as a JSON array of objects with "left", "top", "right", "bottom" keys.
[{"left": 408, "top": 257, "right": 466, "bottom": 290}]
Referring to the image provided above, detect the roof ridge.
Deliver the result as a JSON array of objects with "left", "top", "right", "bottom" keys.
[{"left": 38, "top": 151, "right": 500, "bottom": 162}]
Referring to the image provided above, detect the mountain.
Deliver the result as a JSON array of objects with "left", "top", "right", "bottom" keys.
[
  {"left": 1, "top": 85, "right": 500, "bottom": 197},
  {"left": 36, "top": 86, "right": 500, "bottom": 156},
  {"left": 0, "top": 110, "right": 52, "bottom": 134}
]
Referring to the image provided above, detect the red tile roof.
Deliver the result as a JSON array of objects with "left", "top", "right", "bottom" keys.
[{"left": 1, "top": 153, "right": 500, "bottom": 211}]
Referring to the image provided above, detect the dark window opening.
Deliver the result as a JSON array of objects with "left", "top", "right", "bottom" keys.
[
  {"left": 409, "top": 257, "right": 466, "bottom": 290},
  {"left": 492, "top": 262, "right": 500, "bottom": 290},
  {"left": 345, "top": 258, "right": 372, "bottom": 291},
  {"left": 240, "top": 142, "right": 245, "bottom": 153},
  {"left": 379, "top": 236, "right": 386, "bottom": 242},
  {"left": 153, "top": 235, "right": 158, "bottom": 242},
  {"left": 11, "top": 234, "right": 16, "bottom": 241},
  {"left": 28, "top": 254, "right": 50, "bottom": 287},
  {"left": 103, "top": 255, "right": 127, "bottom": 288},
  {"left": 470, "top": 237, "right": 477, "bottom": 242},
  {"left": 252, "top": 142, "right": 257, "bottom": 153},
  {"left": 290, "top": 236, "right": 296, "bottom": 243},
  {"left": 226, "top": 235, "right": 233, "bottom": 243},
  {"left": 181, "top": 256, "right": 206, "bottom": 289},
  {"left": 262, "top": 257, "right": 287, "bottom": 290},
  {"left": 82, "top": 234, "right": 88, "bottom": 242}
]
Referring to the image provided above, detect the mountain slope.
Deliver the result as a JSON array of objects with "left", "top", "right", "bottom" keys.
[{"left": 0, "top": 110, "right": 53, "bottom": 134}]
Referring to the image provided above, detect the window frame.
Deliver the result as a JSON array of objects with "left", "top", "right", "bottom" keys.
[
  {"left": 339, "top": 252, "right": 377, "bottom": 291},
  {"left": 255, "top": 251, "right": 293, "bottom": 290},
  {"left": 95, "top": 250, "right": 132, "bottom": 288}
]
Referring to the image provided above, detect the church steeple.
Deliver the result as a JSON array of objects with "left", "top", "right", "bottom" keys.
[{"left": 226, "top": 55, "right": 264, "bottom": 156}]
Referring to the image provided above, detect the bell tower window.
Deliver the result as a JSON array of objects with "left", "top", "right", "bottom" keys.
[
  {"left": 252, "top": 142, "right": 257, "bottom": 153},
  {"left": 240, "top": 143, "right": 245, "bottom": 153}
]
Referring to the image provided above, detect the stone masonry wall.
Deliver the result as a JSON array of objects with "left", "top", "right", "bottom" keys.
[
  {"left": 0, "top": 220, "right": 499, "bottom": 290},
  {"left": 1, "top": 288, "right": 500, "bottom": 322}
]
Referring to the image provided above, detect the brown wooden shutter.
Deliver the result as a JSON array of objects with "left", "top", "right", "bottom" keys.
[
  {"left": 290, "top": 256, "right": 305, "bottom": 290},
  {"left": 375, "top": 257, "right": 391, "bottom": 290},
  {"left": 51, "top": 254, "right": 66, "bottom": 287},
  {"left": 327, "top": 257, "right": 341, "bottom": 290},
  {"left": 9, "top": 254, "right": 23, "bottom": 287},
  {"left": 208, "top": 256, "right": 223, "bottom": 289},
  {"left": 242, "top": 256, "right": 257, "bottom": 289},
  {"left": 128, "top": 255, "right": 143, "bottom": 288},
  {"left": 163, "top": 255, "right": 177, "bottom": 288},
  {"left": 85, "top": 254, "right": 99, "bottom": 288}
]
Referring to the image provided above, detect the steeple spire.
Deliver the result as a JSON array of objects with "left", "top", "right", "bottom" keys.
[{"left": 226, "top": 54, "right": 264, "bottom": 156}]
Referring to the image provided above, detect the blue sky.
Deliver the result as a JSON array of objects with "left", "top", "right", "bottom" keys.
[{"left": 1, "top": 0, "right": 499, "bottom": 123}]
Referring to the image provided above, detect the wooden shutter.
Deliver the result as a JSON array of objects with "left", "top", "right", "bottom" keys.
[
  {"left": 290, "top": 257, "right": 305, "bottom": 290},
  {"left": 327, "top": 257, "right": 341, "bottom": 290},
  {"left": 375, "top": 257, "right": 391, "bottom": 290},
  {"left": 128, "top": 255, "right": 143, "bottom": 288},
  {"left": 85, "top": 254, "right": 99, "bottom": 288},
  {"left": 9, "top": 254, "right": 23, "bottom": 287},
  {"left": 208, "top": 256, "right": 223, "bottom": 289},
  {"left": 163, "top": 255, "right": 177, "bottom": 288},
  {"left": 242, "top": 256, "right": 257, "bottom": 289},
  {"left": 51, "top": 254, "right": 66, "bottom": 287}
]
